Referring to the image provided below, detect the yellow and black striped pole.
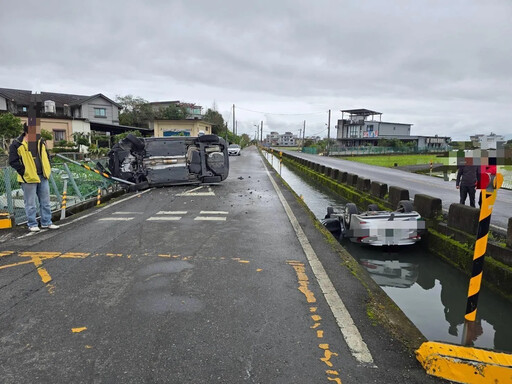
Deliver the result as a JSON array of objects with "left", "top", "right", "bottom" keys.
[
  {"left": 60, "top": 178, "right": 68, "bottom": 220},
  {"left": 279, "top": 151, "right": 283, "bottom": 175},
  {"left": 464, "top": 172, "right": 504, "bottom": 323},
  {"left": 96, "top": 188, "right": 101, "bottom": 206},
  {"left": 55, "top": 154, "right": 135, "bottom": 186}
]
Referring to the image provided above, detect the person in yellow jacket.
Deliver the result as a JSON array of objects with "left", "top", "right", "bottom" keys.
[{"left": 8, "top": 124, "right": 60, "bottom": 232}]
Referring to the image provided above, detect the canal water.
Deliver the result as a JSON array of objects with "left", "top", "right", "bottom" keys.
[{"left": 264, "top": 152, "right": 512, "bottom": 353}]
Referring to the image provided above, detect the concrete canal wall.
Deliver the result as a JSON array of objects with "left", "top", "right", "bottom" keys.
[{"left": 273, "top": 150, "right": 512, "bottom": 299}]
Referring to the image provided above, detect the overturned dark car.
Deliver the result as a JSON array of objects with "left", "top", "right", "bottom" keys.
[{"left": 107, "top": 134, "right": 229, "bottom": 187}]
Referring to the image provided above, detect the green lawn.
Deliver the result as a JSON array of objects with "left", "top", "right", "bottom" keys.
[{"left": 339, "top": 154, "right": 446, "bottom": 167}]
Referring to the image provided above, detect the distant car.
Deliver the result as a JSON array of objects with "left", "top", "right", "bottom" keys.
[
  {"left": 107, "top": 134, "right": 229, "bottom": 187},
  {"left": 228, "top": 144, "right": 241, "bottom": 156},
  {"left": 321, "top": 201, "right": 425, "bottom": 246}
]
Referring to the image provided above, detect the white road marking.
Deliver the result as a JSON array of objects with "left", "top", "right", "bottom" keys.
[
  {"left": 113, "top": 211, "right": 143, "bottom": 215},
  {"left": 98, "top": 218, "right": 134, "bottom": 221},
  {"left": 16, "top": 189, "right": 153, "bottom": 239},
  {"left": 194, "top": 217, "right": 227, "bottom": 221},
  {"left": 147, "top": 217, "right": 182, "bottom": 221},
  {"left": 177, "top": 186, "right": 215, "bottom": 196},
  {"left": 157, "top": 211, "right": 188, "bottom": 215},
  {"left": 199, "top": 211, "right": 229, "bottom": 215},
  {"left": 262, "top": 157, "right": 375, "bottom": 367}
]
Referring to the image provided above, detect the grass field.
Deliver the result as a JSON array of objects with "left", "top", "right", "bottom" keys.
[{"left": 339, "top": 154, "right": 446, "bottom": 167}]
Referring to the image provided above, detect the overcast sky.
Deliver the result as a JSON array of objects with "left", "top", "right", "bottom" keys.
[{"left": 1, "top": 0, "right": 511, "bottom": 140}]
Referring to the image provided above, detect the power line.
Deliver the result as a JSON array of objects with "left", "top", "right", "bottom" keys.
[{"left": 236, "top": 106, "right": 327, "bottom": 116}]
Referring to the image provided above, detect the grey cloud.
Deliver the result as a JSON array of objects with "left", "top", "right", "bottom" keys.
[{"left": 1, "top": 0, "right": 511, "bottom": 140}]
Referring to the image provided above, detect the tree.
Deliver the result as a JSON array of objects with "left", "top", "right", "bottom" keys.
[
  {"left": 157, "top": 104, "right": 188, "bottom": 120},
  {"left": 0, "top": 113, "right": 23, "bottom": 151},
  {"left": 116, "top": 95, "right": 154, "bottom": 128},
  {"left": 113, "top": 130, "right": 142, "bottom": 144},
  {"left": 240, "top": 134, "right": 250, "bottom": 148},
  {"left": 41, "top": 129, "right": 53, "bottom": 141},
  {"left": 203, "top": 109, "right": 225, "bottom": 135}
]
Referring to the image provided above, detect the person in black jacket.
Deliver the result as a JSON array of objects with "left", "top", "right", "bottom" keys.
[{"left": 456, "top": 162, "right": 478, "bottom": 208}]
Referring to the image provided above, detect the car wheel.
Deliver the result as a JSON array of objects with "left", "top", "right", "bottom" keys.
[
  {"left": 367, "top": 204, "right": 379, "bottom": 211},
  {"left": 344, "top": 203, "right": 358, "bottom": 229},
  {"left": 124, "top": 134, "right": 145, "bottom": 151},
  {"left": 397, "top": 200, "right": 413, "bottom": 213}
]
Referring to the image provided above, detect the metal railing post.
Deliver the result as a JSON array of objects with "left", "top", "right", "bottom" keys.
[
  {"left": 49, "top": 173, "right": 62, "bottom": 206},
  {"left": 63, "top": 163, "right": 83, "bottom": 201},
  {"left": 3, "top": 167, "right": 14, "bottom": 215}
]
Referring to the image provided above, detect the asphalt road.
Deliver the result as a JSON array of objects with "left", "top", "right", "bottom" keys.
[
  {"left": 282, "top": 150, "right": 512, "bottom": 231},
  {"left": 0, "top": 147, "right": 444, "bottom": 383}
]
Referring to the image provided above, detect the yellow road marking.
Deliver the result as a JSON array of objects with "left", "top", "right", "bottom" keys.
[
  {"left": 37, "top": 268, "right": 52, "bottom": 283},
  {"left": 319, "top": 344, "right": 339, "bottom": 368},
  {"left": 287, "top": 261, "right": 341, "bottom": 381},
  {"left": 1, "top": 252, "right": 261, "bottom": 289},
  {"left": 72, "top": 327, "right": 87, "bottom": 333},
  {"left": 61, "top": 253, "right": 89, "bottom": 258},
  {"left": 0, "top": 260, "right": 34, "bottom": 270}
]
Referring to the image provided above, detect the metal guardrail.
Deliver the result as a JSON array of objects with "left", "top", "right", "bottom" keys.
[{"left": 0, "top": 159, "right": 119, "bottom": 225}]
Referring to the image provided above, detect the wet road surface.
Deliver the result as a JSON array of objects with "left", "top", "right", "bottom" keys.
[{"left": 0, "top": 146, "right": 443, "bottom": 383}]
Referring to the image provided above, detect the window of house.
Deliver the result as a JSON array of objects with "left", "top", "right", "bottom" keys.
[
  {"left": 94, "top": 108, "right": 107, "bottom": 118},
  {"left": 53, "top": 130, "right": 66, "bottom": 141},
  {"left": 22, "top": 106, "right": 27, "bottom": 112}
]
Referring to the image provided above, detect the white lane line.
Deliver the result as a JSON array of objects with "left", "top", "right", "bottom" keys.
[
  {"left": 262, "top": 157, "right": 375, "bottom": 367},
  {"left": 59, "top": 189, "right": 152, "bottom": 227},
  {"left": 194, "top": 217, "right": 227, "bottom": 221},
  {"left": 177, "top": 186, "right": 215, "bottom": 196},
  {"left": 113, "top": 212, "right": 144, "bottom": 215},
  {"left": 199, "top": 211, "right": 228, "bottom": 215},
  {"left": 16, "top": 189, "right": 153, "bottom": 239},
  {"left": 157, "top": 211, "right": 188, "bottom": 215},
  {"left": 98, "top": 218, "right": 134, "bottom": 221},
  {"left": 147, "top": 217, "right": 182, "bottom": 221}
]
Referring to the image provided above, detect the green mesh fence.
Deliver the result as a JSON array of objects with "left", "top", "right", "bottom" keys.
[{"left": 0, "top": 158, "right": 118, "bottom": 225}]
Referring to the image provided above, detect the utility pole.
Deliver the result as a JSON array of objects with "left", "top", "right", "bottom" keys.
[
  {"left": 260, "top": 121, "right": 263, "bottom": 143},
  {"left": 232, "top": 104, "right": 235, "bottom": 134},
  {"left": 235, "top": 120, "right": 238, "bottom": 136},
  {"left": 299, "top": 128, "right": 302, "bottom": 150},
  {"left": 303, "top": 120, "right": 306, "bottom": 144},
  {"left": 327, "top": 109, "right": 331, "bottom": 155}
]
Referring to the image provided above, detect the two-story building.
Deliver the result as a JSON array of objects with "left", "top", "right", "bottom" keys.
[
  {"left": 0, "top": 88, "right": 133, "bottom": 149},
  {"left": 470, "top": 133, "right": 505, "bottom": 150},
  {"left": 335, "top": 108, "right": 450, "bottom": 150},
  {"left": 264, "top": 131, "right": 298, "bottom": 146}
]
